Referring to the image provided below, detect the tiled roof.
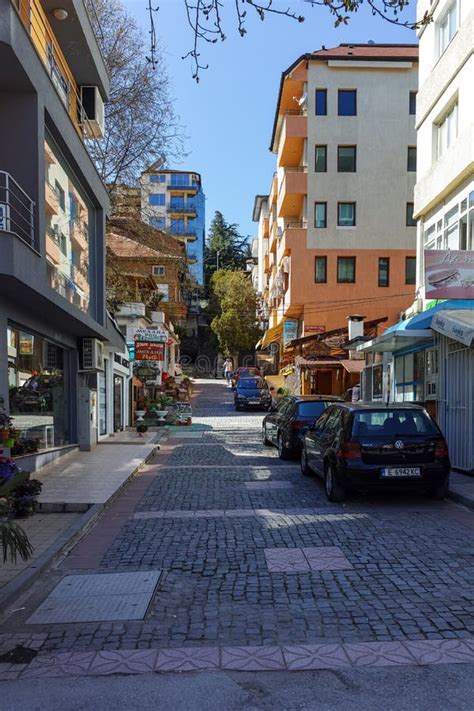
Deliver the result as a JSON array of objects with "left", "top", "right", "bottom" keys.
[
  {"left": 107, "top": 232, "right": 177, "bottom": 259},
  {"left": 107, "top": 217, "right": 186, "bottom": 258},
  {"left": 310, "top": 43, "right": 419, "bottom": 61}
]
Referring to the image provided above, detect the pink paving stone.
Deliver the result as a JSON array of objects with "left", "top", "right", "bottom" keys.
[
  {"left": 404, "top": 639, "right": 474, "bottom": 665},
  {"left": 89, "top": 649, "right": 158, "bottom": 676},
  {"left": 155, "top": 647, "right": 219, "bottom": 672},
  {"left": 244, "top": 482, "right": 293, "bottom": 490},
  {"left": 302, "top": 546, "right": 353, "bottom": 571},
  {"left": 221, "top": 646, "right": 285, "bottom": 671},
  {"left": 21, "top": 652, "right": 96, "bottom": 678},
  {"left": 344, "top": 641, "right": 417, "bottom": 667},
  {"left": 283, "top": 644, "right": 351, "bottom": 671},
  {"left": 264, "top": 548, "right": 310, "bottom": 573}
]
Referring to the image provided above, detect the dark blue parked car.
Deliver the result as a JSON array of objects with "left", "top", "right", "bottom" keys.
[{"left": 234, "top": 377, "right": 272, "bottom": 411}]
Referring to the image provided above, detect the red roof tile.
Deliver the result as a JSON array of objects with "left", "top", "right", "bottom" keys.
[{"left": 310, "top": 43, "right": 418, "bottom": 61}]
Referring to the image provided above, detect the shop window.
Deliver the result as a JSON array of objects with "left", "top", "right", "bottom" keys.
[
  {"left": 394, "top": 351, "right": 425, "bottom": 402},
  {"left": 8, "top": 327, "right": 70, "bottom": 451}
]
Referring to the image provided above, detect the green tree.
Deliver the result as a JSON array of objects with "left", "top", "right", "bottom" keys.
[
  {"left": 205, "top": 211, "right": 251, "bottom": 286},
  {"left": 210, "top": 270, "right": 260, "bottom": 355}
]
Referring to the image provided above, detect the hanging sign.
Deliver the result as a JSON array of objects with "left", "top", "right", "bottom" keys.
[
  {"left": 135, "top": 342, "right": 165, "bottom": 361},
  {"left": 283, "top": 319, "right": 298, "bottom": 347},
  {"left": 304, "top": 325, "right": 326, "bottom": 335},
  {"left": 134, "top": 327, "right": 167, "bottom": 343},
  {"left": 425, "top": 250, "right": 474, "bottom": 299}
]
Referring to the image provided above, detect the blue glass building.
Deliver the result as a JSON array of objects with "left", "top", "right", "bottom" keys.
[{"left": 141, "top": 169, "right": 205, "bottom": 285}]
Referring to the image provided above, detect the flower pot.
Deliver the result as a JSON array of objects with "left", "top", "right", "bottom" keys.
[
  {"left": 153, "top": 410, "right": 168, "bottom": 425},
  {"left": 135, "top": 410, "right": 146, "bottom": 423}
]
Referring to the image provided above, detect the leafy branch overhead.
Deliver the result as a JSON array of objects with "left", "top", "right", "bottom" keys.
[
  {"left": 210, "top": 269, "right": 260, "bottom": 355},
  {"left": 175, "top": 0, "right": 428, "bottom": 80}
]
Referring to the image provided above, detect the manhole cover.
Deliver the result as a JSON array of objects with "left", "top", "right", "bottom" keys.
[{"left": 27, "top": 571, "right": 161, "bottom": 624}]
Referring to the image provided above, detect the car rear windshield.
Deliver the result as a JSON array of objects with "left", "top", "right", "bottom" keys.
[
  {"left": 297, "top": 401, "right": 328, "bottom": 418},
  {"left": 352, "top": 410, "right": 438, "bottom": 436},
  {"left": 239, "top": 378, "right": 264, "bottom": 389}
]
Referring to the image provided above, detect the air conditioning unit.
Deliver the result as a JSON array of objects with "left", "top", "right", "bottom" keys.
[
  {"left": 0, "top": 203, "right": 10, "bottom": 231},
  {"left": 80, "top": 338, "right": 104, "bottom": 371},
  {"left": 80, "top": 86, "right": 105, "bottom": 138}
]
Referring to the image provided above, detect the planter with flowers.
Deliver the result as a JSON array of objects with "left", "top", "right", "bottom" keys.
[{"left": 11, "top": 479, "right": 43, "bottom": 518}]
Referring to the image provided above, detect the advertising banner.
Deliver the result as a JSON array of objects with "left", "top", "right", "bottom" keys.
[
  {"left": 304, "top": 325, "right": 326, "bottom": 335},
  {"left": 135, "top": 342, "right": 165, "bottom": 361},
  {"left": 425, "top": 250, "right": 474, "bottom": 299},
  {"left": 134, "top": 327, "right": 167, "bottom": 343},
  {"left": 283, "top": 319, "right": 298, "bottom": 347}
]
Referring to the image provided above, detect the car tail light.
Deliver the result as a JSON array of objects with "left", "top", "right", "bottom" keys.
[
  {"left": 435, "top": 438, "right": 449, "bottom": 458},
  {"left": 339, "top": 441, "right": 361, "bottom": 460},
  {"left": 290, "top": 420, "right": 305, "bottom": 429}
]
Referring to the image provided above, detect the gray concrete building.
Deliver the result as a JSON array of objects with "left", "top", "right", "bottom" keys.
[{"left": 0, "top": 0, "right": 124, "bottom": 466}]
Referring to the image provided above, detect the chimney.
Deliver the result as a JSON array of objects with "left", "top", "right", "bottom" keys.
[{"left": 347, "top": 315, "right": 365, "bottom": 359}]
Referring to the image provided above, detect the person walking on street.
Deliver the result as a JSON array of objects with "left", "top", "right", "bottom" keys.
[{"left": 224, "top": 357, "right": 233, "bottom": 385}]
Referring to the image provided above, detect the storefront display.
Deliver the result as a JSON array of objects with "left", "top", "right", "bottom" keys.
[{"left": 7, "top": 326, "right": 70, "bottom": 451}]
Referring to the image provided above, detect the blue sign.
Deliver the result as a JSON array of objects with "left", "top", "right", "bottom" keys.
[
  {"left": 283, "top": 319, "right": 298, "bottom": 347},
  {"left": 126, "top": 342, "right": 135, "bottom": 361}
]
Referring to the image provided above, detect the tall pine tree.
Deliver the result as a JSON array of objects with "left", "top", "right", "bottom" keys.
[{"left": 204, "top": 211, "right": 251, "bottom": 287}]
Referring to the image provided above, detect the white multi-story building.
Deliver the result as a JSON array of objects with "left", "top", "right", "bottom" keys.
[{"left": 414, "top": 0, "right": 474, "bottom": 290}]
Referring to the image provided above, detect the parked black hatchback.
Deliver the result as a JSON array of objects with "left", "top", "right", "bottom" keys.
[
  {"left": 301, "top": 403, "right": 450, "bottom": 502},
  {"left": 262, "top": 395, "right": 342, "bottom": 459}
]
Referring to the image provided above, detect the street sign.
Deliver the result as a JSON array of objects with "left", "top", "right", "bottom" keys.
[
  {"left": 134, "top": 327, "right": 167, "bottom": 343},
  {"left": 135, "top": 342, "right": 165, "bottom": 361}
]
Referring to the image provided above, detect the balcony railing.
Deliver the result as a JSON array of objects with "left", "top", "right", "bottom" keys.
[
  {"left": 167, "top": 184, "right": 199, "bottom": 191},
  {"left": 12, "top": 0, "right": 103, "bottom": 159},
  {"left": 0, "top": 171, "right": 35, "bottom": 249},
  {"left": 167, "top": 206, "right": 197, "bottom": 215}
]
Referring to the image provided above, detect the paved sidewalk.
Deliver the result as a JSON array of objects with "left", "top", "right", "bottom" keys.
[
  {"left": 37, "top": 440, "right": 160, "bottom": 511},
  {"left": 448, "top": 470, "right": 474, "bottom": 511}
]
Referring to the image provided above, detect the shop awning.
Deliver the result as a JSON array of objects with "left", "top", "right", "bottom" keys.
[
  {"left": 260, "top": 323, "right": 283, "bottom": 349},
  {"left": 358, "top": 300, "right": 474, "bottom": 353},
  {"left": 431, "top": 310, "right": 474, "bottom": 347}
]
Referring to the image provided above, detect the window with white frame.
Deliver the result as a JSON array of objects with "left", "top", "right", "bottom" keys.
[
  {"left": 436, "top": 103, "right": 458, "bottom": 159},
  {"left": 437, "top": 2, "right": 458, "bottom": 57},
  {"left": 152, "top": 265, "right": 166, "bottom": 276}
]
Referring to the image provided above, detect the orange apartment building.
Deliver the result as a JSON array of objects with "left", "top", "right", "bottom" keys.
[{"left": 255, "top": 44, "right": 419, "bottom": 377}]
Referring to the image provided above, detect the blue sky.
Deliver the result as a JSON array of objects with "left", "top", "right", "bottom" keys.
[{"left": 123, "top": 0, "right": 417, "bottom": 240}]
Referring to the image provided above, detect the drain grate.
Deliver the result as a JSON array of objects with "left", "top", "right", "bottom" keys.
[{"left": 27, "top": 571, "right": 161, "bottom": 624}]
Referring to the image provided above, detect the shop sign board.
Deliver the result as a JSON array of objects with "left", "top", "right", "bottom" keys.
[
  {"left": 425, "top": 250, "right": 474, "bottom": 299},
  {"left": 134, "top": 327, "right": 167, "bottom": 343},
  {"left": 283, "top": 319, "right": 298, "bottom": 347},
  {"left": 304, "top": 325, "right": 326, "bottom": 335},
  {"left": 135, "top": 342, "right": 164, "bottom": 361}
]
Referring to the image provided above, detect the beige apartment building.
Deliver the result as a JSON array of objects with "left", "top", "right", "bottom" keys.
[{"left": 254, "top": 44, "right": 419, "bottom": 372}]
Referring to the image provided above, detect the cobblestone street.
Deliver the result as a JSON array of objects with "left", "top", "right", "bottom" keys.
[{"left": 1, "top": 380, "right": 474, "bottom": 679}]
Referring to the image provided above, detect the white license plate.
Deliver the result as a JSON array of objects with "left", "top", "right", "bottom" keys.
[
  {"left": 381, "top": 467, "right": 421, "bottom": 478},
  {"left": 248, "top": 400, "right": 260, "bottom": 404}
]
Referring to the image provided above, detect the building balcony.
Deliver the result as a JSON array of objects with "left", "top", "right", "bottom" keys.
[
  {"left": 167, "top": 184, "right": 199, "bottom": 193},
  {"left": 0, "top": 170, "right": 35, "bottom": 249},
  {"left": 269, "top": 221, "right": 280, "bottom": 254},
  {"left": 269, "top": 173, "right": 278, "bottom": 206},
  {"left": 45, "top": 229, "right": 60, "bottom": 265},
  {"left": 277, "top": 111, "right": 307, "bottom": 168},
  {"left": 73, "top": 264, "right": 89, "bottom": 293},
  {"left": 276, "top": 222, "right": 306, "bottom": 267},
  {"left": 167, "top": 206, "right": 197, "bottom": 216},
  {"left": 173, "top": 231, "right": 197, "bottom": 242},
  {"left": 70, "top": 218, "right": 89, "bottom": 251},
  {"left": 277, "top": 167, "right": 307, "bottom": 218},
  {"left": 45, "top": 181, "right": 60, "bottom": 214}
]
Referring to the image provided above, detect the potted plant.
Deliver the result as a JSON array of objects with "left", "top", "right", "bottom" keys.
[
  {"left": 151, "top": 394, "right": 174, "bottom": 424},
  {"left": 0, "top": 457, "right": 18, "bottom": 486},
  {"left": 12, "top": 479, "right": 43, "bottom": 518},
  {"left": 0, "top": 497, "right": 33, "bottom": 563},
  {"left": 136, "top": 422, "right": 148, "bottom": 437},
  {"left": 0, "top": 397, "right": 13, "bottom": 444}
]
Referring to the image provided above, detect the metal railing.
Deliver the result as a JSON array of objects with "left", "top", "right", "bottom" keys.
[
  {"left": 166, "top": 206, "right": 197, "bottom": 215},
  {"left": 0, "top": 171, "right": 35, "bottom": 248}
]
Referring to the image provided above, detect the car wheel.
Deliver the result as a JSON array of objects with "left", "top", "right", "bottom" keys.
[
  {"left": 324, "top": 463, "right": 346, "bottom": 502},
  {"left": 300, "top": 447, "right": 313, "bottom": 477},
  {"left": 262, "top": 425, "right": 271, "bottom": 446},
  {"left": 428, "top": 477, "right": 449, "bottom": 500},
  {"left": 277, "top": 432, "right": 292, "bottom": 460}
]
